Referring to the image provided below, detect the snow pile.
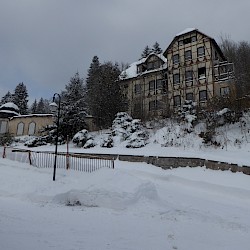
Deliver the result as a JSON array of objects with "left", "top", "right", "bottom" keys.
[
  {"left": 53, "top": 182, "right": 158, "bottom": 210},
  {"left": 1, "top": 158, "right": 250, "bottom": 250}
]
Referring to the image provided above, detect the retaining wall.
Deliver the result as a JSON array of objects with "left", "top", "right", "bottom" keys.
[{"left": 75, "top": 152, "right": 250, "bottom": 175}]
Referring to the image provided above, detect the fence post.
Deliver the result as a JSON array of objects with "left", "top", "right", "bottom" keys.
[
  {"left": 2, "top": 145, "right": 6, "bottom": 158},
  {"left": 66, "top": 135, "right": 70, "bottom": 170},
  {"left": 28, "top": 151, "right": 32, "bottom": 165}
]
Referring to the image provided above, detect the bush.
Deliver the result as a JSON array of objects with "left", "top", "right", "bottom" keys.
[
  {"left": 24, "top": 137, "right": 47, "bottom": 147},
  {"left": 72, "top": 129, "right": 94, "bottom": 148},
  {"left": 100, "top": 134, "right": 113, "bottom": 148},
  {"left": 0, "top": 133, "right": 14, "bottom": 146}
]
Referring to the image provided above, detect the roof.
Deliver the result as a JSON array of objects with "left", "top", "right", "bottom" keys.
[
  {"left": 163, "top": 28, "right": 226, "bottom": 61},
  {"left": 119, "top": 53, "right": 167, "bottom": 80},
  {"left": 10, "top": 114, "right": 53, "bottom": 120}
]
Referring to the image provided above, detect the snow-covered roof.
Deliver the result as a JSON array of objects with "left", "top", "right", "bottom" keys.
[
  {"left": 0, "top": 102, "right": 19, "bottom": 111},
  {"left": 119, "top": 53, "right": 167, "bottom": 80},
  {"left": 10, "top": 114, "right": 53, "bottom": 120},
  {"left": 176, "top": 28, "right": 197, "bottom": 37}
]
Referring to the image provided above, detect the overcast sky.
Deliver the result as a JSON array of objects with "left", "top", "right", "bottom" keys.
[{"left": 1, "top": 0, "right": 250, "bottom": 104}]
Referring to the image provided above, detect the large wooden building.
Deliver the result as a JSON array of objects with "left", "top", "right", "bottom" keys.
[{"left": 119, "top": 28, "right": 234, "bottom": 120}]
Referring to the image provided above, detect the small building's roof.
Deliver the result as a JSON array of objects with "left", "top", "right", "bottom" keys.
[
  {"left": 0, "top": 102, "right": 20, "bottom": 118},
  {"left": 0, "top": 102, "right": 19, "bottom": 112},
  {"left": 10, "top": 114, "right": 53, "bottom": 120}
]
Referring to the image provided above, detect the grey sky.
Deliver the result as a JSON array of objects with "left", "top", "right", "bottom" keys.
[{"left": 1, "top": 0, "right": 250, "bottom": 103}]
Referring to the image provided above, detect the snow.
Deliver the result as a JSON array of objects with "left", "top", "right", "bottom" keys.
[
  {"left": 176, "top": 28, "right": 197, "bottom": 36},
  {"left": 119, "top": 53, "right": 167, "bottom": 80},
  {"left": 0, "top": 102, "right": 19, "bottom": 111},
  {"left": 0, "top": 157, "right": 250, "bottom": 250}
]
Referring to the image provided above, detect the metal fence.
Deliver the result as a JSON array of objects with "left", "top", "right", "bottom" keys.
[{"left": 1, "top": 146, "right": 114, "bottom": 172}]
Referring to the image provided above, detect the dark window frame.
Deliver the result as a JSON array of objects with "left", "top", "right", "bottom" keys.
[
  {"left": 199, "top": 90, "right": 207, "bottom": 102},
  {"left": 185, "top": 50, "right": 192, "bottom": 61},
  {"left": 197, "top": 46, "right": 205, "bottom": 57}
]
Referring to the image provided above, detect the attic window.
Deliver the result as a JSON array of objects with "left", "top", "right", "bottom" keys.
[{"left": 183, "top": 37, "right": 191, "bottom": 44}]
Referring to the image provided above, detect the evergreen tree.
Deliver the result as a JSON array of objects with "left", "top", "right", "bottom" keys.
[
  {"left": 86, "top": 56, "right": 102, "bottom": 119},
  {"left": 0, "top": 91, "right": 13, "bottom": 105},
  {"left": 60, "top": 72, "right": 87, "bottom": 139},
  {"left": 37, "top": 98, "right": 46, "bottom": 113},
  {"left": 13, "top": 82, "right": 29, "bottom": 114},
  {"left": 152, "top": 41, "right": 162, "bottom": 54},
  {"left": 30, "top": 99, "right": 38, "bottom": 113},
  {"left": 86, "top": 56, "right": 127, "bottom": 128},
  {"left": 141, "top": 45, "right": 152, "bottom": 59}
]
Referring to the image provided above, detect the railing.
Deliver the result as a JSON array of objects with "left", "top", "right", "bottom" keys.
[{"left": 1, "top": 146, "right": 114, "bottom": 172}]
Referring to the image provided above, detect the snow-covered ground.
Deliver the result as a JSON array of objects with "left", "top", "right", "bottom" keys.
[{"left": 0, "top": 157, "right": 250, "bottom": 250}]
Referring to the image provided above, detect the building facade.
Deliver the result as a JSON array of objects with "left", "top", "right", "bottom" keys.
[{"left": 119, "top": 28, "right": 234, "bottom": 120}]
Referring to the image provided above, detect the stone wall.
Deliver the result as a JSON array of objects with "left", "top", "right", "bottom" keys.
[{"left": 76, "top": 152, "right": 250, "bottom": 175}]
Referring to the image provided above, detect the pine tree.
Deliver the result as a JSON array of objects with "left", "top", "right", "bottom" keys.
[
  {"left": 60, "top": 72, "right": 87, "bottom": 139},
  {"left": 13, "top": 82, "right": 29, "bottom": 114},
  {"left": 86, "top": 56, "right": 102, "bottom": 119},
  {"left": 30, "top": 99, "right": 38, "bottom": 113},
  {"left": 37, "top": 98, "right": 46, "bottom": 113},
  {"left": 0, "top": 91, "right": 13, "bottom": 105},
  {"left": 152, "top": 41, "right": 162, "bottom": 54},
  {"left": 141, "top": 45, "right": 152, "bottom": 59},
  {"left": 86, "top": 57, "right": 127, "bottom": 128}
]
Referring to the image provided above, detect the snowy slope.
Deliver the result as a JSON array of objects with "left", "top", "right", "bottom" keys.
[{"left": 0, "top": 158, "right": 250, "bottom": 250}]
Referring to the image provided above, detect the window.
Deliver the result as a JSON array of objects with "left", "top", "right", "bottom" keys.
[
  {"left": 191, "top": 36, "right": 197, "bottom": 42},
  {"left": 149, "top": 80, "right": 155, "bottom": 91},
  {"left": 173, "top": 73, "right": 180, "bottom": 84},
  {"left": 220, "top": 87, "right": 230, "bottom": 96},
  {"left": 197, "top": 46, "right": 205, "bottom": 57},
  {"left": 149, "top": 79, "right": 163, "bottom": 92},
  {"left": 183, "top": 37, "right": 191, "bottom": 45},
  {"left": 174, "top": 95, "right": 181, "bottom": 106},
  {"left": 156, "top": 79, "right": 163, "bottom": 89},
  {"left": 185, "top": 70, "right": 193, "bottom": 82},
  {"left": 185, "top": 50, "right": 192, "bottom": 61},
  {"left": 178, "top": 40, "right": 184, "bottom": 46},
  {"left": 186, "top": 93, "right": 194, "bottom": 101},
  {"left": 173, "top": 54, "right": 179, "bottom": 64},
  {"left": 17, "top": 122, "right": 24, "bottom": 136},
  {"left": 28, "top": 122, "right": 36, "bottom": 135},
  {"left": 149, "top": 100, "right": 162, "bottom": 111},
  {"left": 198, "top": 67, "right": 206, "bottom": 79},
  {"left": 199, "top": 90, "right": 207, "bottom": 102},
  {"left": 147, "top": 62, "right": 153, "bottom": 70},
  {"left": 134, "top": 84, "right": 141, "bottom": 94},
  {"left": 133, "top": 103, "right": 141, "bottom": 113},
  {"left": 0, "top": 121, "right": 7, "bottom": 134}
]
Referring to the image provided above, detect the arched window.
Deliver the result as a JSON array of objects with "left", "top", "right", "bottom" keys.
[
  {"left": 0, "top": 121, "right": 8, "bottom": 134},
  {"left": 28, "top": 122, "right": 36, "bottom": 135},
  {"left": 17, "top": 122, "right": 24, "bottom": 136}
]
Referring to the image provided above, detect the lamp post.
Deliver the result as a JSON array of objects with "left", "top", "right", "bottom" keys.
[{"left": 49, "top": 93, "right": 61, "bottom": 181}]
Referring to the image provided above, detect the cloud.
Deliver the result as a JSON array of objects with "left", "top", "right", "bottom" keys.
[{"left": 0, "top": 0, "right": 249, "bottom": 102}]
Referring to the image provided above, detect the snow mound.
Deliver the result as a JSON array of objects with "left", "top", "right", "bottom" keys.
[{"left": 53, "top": 182, "right": 158, "bottom": 210}]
